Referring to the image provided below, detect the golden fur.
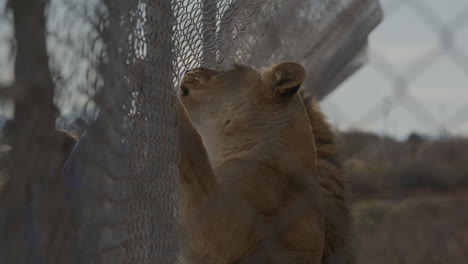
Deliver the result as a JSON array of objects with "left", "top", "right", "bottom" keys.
[
  {"left": 300, "top": 92, "right": 354, "bottom": 264},
  {"left": 177, "top": 62, "right": 352, "bottom": 264}
]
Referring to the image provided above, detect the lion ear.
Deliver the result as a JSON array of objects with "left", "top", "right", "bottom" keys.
[{"left": 271, "top": 62, "right": 306, "bottom": 98}]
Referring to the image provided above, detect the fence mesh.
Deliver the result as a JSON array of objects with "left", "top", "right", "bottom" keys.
[
  {"left": 322, "top": 0, "right": 468, "bottom": 139},
  {"left": 0, "top": 0, "right": 382, "bottom": 263},
  {"left": 321, "top": 1, "right": 468, "bottom": 263}
]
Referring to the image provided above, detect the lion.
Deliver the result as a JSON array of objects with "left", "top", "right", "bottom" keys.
[
  {"left": 300, "top": 93, "right": 355, "bottom": 264},
  {"left": 177, "top": 62, "right": 354, "bottom": 264}
]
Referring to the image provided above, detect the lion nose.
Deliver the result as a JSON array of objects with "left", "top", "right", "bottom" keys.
[{"left": 180, "top": 67, "right": 219, "bottom": 96}]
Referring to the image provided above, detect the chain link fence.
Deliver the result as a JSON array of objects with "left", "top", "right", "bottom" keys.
[
  {"left": 324, "top": 1, "right": 468, "bottom": 263},
  {"left": 0, "top": 0, "right": 383, "bottom": 263},
  {"left": 2, "top": 0, "right": 467, "bottom": 263},
  {"left": 322, "top": 0, "right": 468, "bottom": 139}
]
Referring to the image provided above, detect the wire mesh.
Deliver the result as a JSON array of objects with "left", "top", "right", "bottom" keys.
[
  {"left": 322, "top": 0, "right": 468, "bottom": 139},
  {"left": 321, "top": 1, "right": 468, "bottom": 263},
  {"left": 0, "top": 0, "right": 382, "bottom": 263}
]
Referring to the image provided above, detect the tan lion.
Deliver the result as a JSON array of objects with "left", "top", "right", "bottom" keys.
[
  {"left": 177, "top": 62, "right": 353, "bottom": 264},
  {"left": 301, "top": 92, "right": 355, "bottom": 264}
]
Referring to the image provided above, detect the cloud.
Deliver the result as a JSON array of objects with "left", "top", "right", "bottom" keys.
[
  {"left": 410, "top": 86, "right": 468, "bottom": 105},
  {"left": 369, "top": 43, "right": 440, "bottom": 65}
]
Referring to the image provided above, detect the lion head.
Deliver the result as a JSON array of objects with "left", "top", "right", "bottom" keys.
[{"left": 179, "top": 62, "right": 316, "bottom": 170}]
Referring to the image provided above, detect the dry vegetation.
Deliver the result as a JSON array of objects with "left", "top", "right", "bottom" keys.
[
  {"left": 353, "top": 194, "right": 468, "bottom": 264},
  {"left": 337, "top": 131, "right": 468, "bottom": 263},
  {"left": 338, "top": 131, "right": 468, "bottom": 200},
  {"left": 2, "top": 123, "right": 466, "bottom": 263}
]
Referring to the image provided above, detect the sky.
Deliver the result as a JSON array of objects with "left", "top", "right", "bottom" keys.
[
  {"left": 321, "top": 0, "right": 468, "bottom": 139},
  {"left": 0, "top": 0, "right": 467, "bottom": 139}
]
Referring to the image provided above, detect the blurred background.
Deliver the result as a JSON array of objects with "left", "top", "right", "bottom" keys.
[
  {"left": 326, "top": 0, "right": 468, "bottom": 263},
  {"left": 324, "top": 0, "right": 468, "bottom": 139},
  {"left": 0, "top": 0, "right": 467, "bottom": 263}
]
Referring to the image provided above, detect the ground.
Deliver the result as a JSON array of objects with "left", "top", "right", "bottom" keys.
[{"left": 353, "top": 192, "right": 468, "bottom": 264}]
